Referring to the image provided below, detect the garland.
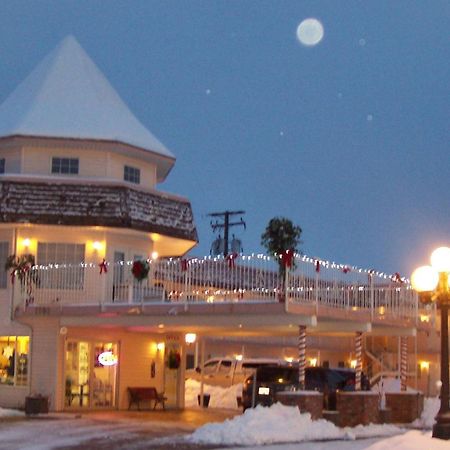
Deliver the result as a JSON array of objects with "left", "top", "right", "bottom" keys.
[{"left": 5, "top": 254, "right": 35, "bottom": 285}]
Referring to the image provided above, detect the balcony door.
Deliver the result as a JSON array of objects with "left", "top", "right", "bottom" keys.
[{"left": 64, "top": 340, "right": 118, "bottom": 409}]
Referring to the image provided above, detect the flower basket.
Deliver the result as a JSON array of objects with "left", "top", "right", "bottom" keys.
[
  {"left": 131, "top": 260, "right": 150, "bottom": 282},
  {"left": 167, "top": 349, "right": 181, "bottom": 370}
]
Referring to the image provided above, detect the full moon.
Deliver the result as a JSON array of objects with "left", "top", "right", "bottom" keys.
[{"left": 296, "top": 18, "right": 324, "bottom": 46}]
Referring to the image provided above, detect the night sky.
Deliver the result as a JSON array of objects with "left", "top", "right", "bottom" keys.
[{"left": 0, "top": 1, "right": 448, "bottom": 276}]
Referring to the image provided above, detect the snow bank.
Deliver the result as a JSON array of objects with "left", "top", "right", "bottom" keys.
[
  {"left": 188, "top": 403, "right": 402, "bottom": 446},
  {"left": 365, "top": 429, "right": 449, "bottom": 450},
  {"left": 185, "top": 378, "right": 242, "bottom": 409},
  {"left": 412, "top": 397, "right": 439, "bottom": 429},
  {"left": 0, "top": 407, "right": 24, "bottom": 417},
  {"left": 371, "top": 377, "right": 417, "bottom": 394}
]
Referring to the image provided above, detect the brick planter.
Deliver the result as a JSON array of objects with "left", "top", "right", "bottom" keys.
[
  {"left": 336, "top": 392, "right": 379, "bottom": 427},
  {"left": 385, "top": 392, "right": 424, "bottom": 423},
  {"left": 276, "top": 391, "right": 323, "bottom": 420}
]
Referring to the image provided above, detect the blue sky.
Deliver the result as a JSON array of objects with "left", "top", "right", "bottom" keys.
[{"left": 0, "top": 1, "right": 448, "bottom": 276}]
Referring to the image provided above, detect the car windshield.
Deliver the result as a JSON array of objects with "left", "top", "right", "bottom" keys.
[{"left": 256, "top": 367, "right": 298, "bottom": 383}]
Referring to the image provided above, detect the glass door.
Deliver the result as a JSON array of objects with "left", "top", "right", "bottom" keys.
[
  {"left": 92, "top": 342, "right": 118, "bottom": 408},
  {"left": 64, "top": 340, "right": 118, "bottom": 409},
  {"left": 65, "top": 341, "right": 90, "bottom": 408}
]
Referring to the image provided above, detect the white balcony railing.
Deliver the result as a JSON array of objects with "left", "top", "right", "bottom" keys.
[{"left": 13, "top": 254, "right": 421, "bottom": 322}]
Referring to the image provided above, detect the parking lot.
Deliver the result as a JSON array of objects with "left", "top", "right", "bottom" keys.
[{"left": 0, "top": 408, "right": 239, "bottom": 450}]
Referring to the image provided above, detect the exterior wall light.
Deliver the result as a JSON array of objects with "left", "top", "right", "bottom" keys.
[
  {"left": 151, "top": 251, "right": 159, "bottom": 260},
  {"left": 22, "top": 238, "right": 31, "bottom": 248},
  {"left": 156, "top": 342, "right": 165, "bottom": 352},
  {"left": 420, "top": 361, "right": 430, "bottom": 371},
  {"left": 185, "top": 333, "right": 197, "bottom": 345},
  {"left": 350, "top": 359, "right": 357, "bottom": 369}
]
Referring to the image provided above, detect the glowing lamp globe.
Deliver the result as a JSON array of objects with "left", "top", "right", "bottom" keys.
[
  {"left": 411, "top": 265, "right": 439, "bottom": 293},
  {"left": 430, "top": 247, "right": 450, "bottom": 273}
]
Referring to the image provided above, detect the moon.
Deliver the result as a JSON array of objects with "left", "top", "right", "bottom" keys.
[{"left": 296, "top": 18, "right": 324, "bottom": 46}]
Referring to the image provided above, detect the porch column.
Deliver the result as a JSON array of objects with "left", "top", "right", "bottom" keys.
[
  {"left": 199, "top": 338, "right": 206, "bottom": 407},
  {"left": 400, "top": 336, "right": 408, "bottom": 391},
  {"left": 298, "top": 325, "right": 307, "bottom": 389},
  {"left": 355, "top": 331, "right": 363, "bottom": 390}
]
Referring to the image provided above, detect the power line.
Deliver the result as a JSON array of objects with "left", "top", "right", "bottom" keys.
[{"left": 208, "top": 210, "right": 246, "bottom": 256}]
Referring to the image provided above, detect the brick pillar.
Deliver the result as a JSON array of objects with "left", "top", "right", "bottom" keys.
[
  {"left": 355, "top": 331, "right": 363, "bottom": 390},
  {"left": 400, "top": 336, "right": 408, "bottom": 391},
  {"left": 298, "top": 325, "right": 307, "bottom": 389}
]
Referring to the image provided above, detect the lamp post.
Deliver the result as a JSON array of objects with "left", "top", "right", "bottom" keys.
[{"left": 411, "top": 246, "right": 450, "bottom": 440}]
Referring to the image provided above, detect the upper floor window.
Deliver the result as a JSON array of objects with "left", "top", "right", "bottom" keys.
[
  {"left": 0, "top": 158, "right": 5, "bottom": 174},
  {"left": 124, "top": 165, "right": 140, "bottom": 184},
  {"left": 52, "top": 157, "right": 79, "bottom": 175},
  {"left": 0, "top": 241, "right": 8, "bottom": 288}
]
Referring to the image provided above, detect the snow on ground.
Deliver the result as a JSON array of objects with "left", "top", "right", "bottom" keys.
[
  {"left": 188, "top": 403, "right": 403, "bottom": 447},
  {"left": 221, "top": 430, "right": 450, "bottom": 450},
  {"left": 0, "top": 407, "right": 23, "bottom": 417},
  {"left": 185, "top": 378, "right": 242, "bottom": 409},
  {"left": 412, "top": 396, "right": 440, "bottom": 429}
]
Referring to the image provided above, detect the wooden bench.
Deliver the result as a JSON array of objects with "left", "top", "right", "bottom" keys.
[{"left": 127, "top": 387, "right": 167, "bottom": 410}]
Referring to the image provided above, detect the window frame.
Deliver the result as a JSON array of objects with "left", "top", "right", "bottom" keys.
[
  {"left": 0, "top": 158, "right": 5, "bottom": 174},
  {"left": 0, "top": 241, "right": 8, "bottom": 288},
  {"left": 51, "top": 157, "right": 79, "bottom": 175},
  {"left": 124, "top": 165, "right": 140, "bottom": 184}
]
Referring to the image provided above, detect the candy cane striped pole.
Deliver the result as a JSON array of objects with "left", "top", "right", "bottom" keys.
[
  {"left": 400, "top": 336, "right": 408, "bottom": 391},
  {"left": 298, "top": 325, "right": 307, "bottom": 389},
  {"left": 355, "top": 331, "right": 363, "bottom": 390}
]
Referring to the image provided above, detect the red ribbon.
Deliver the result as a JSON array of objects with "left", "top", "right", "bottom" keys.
[
  {"left": 180, "top": 259, "right": 188, "bottom": 271},
  {"left": 10, "top": 271, "right": 15, "bottom": 284},
  {"left": 315, "top": 260, "right": 320, "bottom": 273},
  {"left": 392, "top": 272, "right": 403, "bottom": 283},
  {"left": 281, "top": 249, "right": 294, "bottom": 268},
  {"left": 226, "top": 252, "right": 238, "bottom": 269},
  {"left": 99, "top": 259, "right": 108, "bottom": 275}
]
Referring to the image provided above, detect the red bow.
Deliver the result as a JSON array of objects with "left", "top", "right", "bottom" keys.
[
  {"left": 392, "top": 272, "right": 403, "bottom": 283},
  {"left": 226, "top": 253, "right": 238, "bottom": 269},
  {"left": 180, "top": 259, "right": 188, "bottom": 271},
  {"left": 281, "top": 249, "right": 294, "bottom": 268},
  {"left": 10, "top": 271, "right": 15, "bottom": 284},
  {"left": 342, "top": 266, "right": 351, "bottom": 274},
  {"left": 315, "top": 260, "right": 320, "bottom": 273},
  {"left": 99, "top": 259, "right": 108, "bottom": 275}
]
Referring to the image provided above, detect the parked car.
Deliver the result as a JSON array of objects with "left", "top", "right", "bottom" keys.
[
  {"left": 185, "top": 357, "right": 287, "bottom": 387},
  {"left": 242, "top": 365, "right": 357, "bottom": 411}
]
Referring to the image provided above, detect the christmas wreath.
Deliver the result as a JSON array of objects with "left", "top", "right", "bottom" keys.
[
  {"left": 131, "top": 260, "right": 150, "bottom": 282},
  {"left": 167, "top": 349, "right": 181, "bottom": 369}
]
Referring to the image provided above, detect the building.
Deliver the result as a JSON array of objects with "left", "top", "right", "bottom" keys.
[
  {"left": 0, "top": 36, "right": 438, "bottom": 413},
  {"left": 0, "top": 36, "right": 197, "bottom": 410}
]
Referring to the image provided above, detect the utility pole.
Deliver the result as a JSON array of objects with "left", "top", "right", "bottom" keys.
[{"left": 208, "top": 210, "right": 246, "bottom": 256}]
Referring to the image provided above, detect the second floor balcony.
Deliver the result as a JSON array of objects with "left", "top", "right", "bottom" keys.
[{"left": 11, "top": 254, "right": 428, "bottom": 328}]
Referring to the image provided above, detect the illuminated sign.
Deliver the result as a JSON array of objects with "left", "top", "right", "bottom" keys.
[{"left": 98, "top": 351, "right": 118, "bottom": 366}]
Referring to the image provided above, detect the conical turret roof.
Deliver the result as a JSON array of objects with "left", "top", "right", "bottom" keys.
[{"left": 0, "top": 35, "right": 174, "bottom": 160}]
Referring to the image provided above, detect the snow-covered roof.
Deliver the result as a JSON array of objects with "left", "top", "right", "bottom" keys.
[{"left": 0, "top": 35, "right": 175, "bottom": 161}]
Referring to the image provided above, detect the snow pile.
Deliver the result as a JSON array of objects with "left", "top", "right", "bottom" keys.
[
  {"left": 372, "top": 377, "right": 417, "bottom": 394},
  {"left": 185, "top": 378, "right": 242, "bottom": 409},
  {"left": 412, "top": 397, "right": 439, "bottom": 429},
  {"left": 0, "top": 407, "right": 24, "bottom": 417},
  {"left": 188, "top": 403, "right": 402, "bottom": 446},
  {"left": 365, "top": 430, "right": 450, "bottom": 450}
]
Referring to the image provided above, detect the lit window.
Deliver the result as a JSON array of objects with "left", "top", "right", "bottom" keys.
[
  {"left": 52, "top": 157, "right": 79, "bottom": 175},
  {"left": 0, "top": 242, "right": 8, "bottom": 289},
  {"left": 0, "top": 158, "right": 5, "bottom": 174},
  {"left": 0, "top": 336, "right": 30, "bottom": 386},
  {"left": 124, "top": 165, "right": 140, "bottom": 184}
]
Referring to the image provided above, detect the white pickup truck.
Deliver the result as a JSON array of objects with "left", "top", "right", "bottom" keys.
[{"left": 186, "top": 357, "right": 288, "bottom": 387}]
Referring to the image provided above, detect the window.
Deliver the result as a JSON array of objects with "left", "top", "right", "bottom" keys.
[
  {"left": 0, "top": 242, "right": 8, "bottom": 288},
  {"left": 124, "top": 165, "right": 140, "bottom": 184},
  {"left": 37, "top": 243, "right": 85, "bottom": 289},
  {"left": 52, "top": 157, "right": 79, "bottom": 175},
  {"left": 0, "top": 158, "right": 5, "bottom": 174},
  {"left": 0, "top": 336, "right": 29, "bottom": 386}
]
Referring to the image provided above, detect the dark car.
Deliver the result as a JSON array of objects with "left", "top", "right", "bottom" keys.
[{"left": 242, "top": 365, "right": 357, "bottom": 411}]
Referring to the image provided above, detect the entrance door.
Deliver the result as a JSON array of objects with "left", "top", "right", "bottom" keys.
[{"left": 64, "top": 340, "right": 118, "bottom": 409}]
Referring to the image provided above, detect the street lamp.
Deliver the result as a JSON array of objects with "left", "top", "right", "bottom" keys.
[{"left": 411, "top": 246, "right": 450, "bottom": 440}]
